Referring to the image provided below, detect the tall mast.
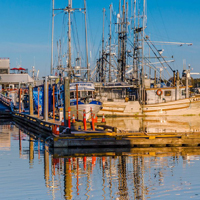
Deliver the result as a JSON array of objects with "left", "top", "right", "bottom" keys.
[
  {"left": 133, "top": 0, "right": 137, "bottom": 80},
  {"left": 68, "top": 0, "right": 72, "bottom": 81},
  {"left": 109, "top": 4, "right": 112, "bottom": 82},
  {"left": 117, "top": 0, "right": 121, "bottom": 82},
  {"left": 121, "top": 0, "right": 126, "bottom": 82},
  {"left": 141, "top": 0, "right": 146, "bottom": 102},
  {"left": 101, "top": 8, "right": 105, "bottom": 82},
  {"left": 84, "top": 0, "right": 90, "bottom": 81},
  {"left": 51, "top": 0, "right": 54, "bottom": 75}
]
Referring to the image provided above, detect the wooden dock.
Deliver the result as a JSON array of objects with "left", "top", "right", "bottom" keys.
[
  {"left": 10, "top": 110, "right": 200, "bottom": 149},
  {"left": 2, "top": 91, "right": 200, "bottom": 149}
]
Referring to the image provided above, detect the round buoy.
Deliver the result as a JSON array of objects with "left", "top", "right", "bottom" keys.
[{"left": 156, "top": 89, "right": 163, "bottom": 96}]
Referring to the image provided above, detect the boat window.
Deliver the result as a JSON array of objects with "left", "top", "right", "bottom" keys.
[
  {"left": 164, "top": 91, "right": 171, "bottom": 96},
  {"left": 182, "top": 89, "right": 186, "bottom": 96},
  {"left": 70, "top": 92, "right": 74, "bottom": 99},
  {"left": 75, "top": 91, "right": 81, "bottom": 98},
  {"left": 82, "top": 91, "right": 87, "bottom": 97},
  {"left": 88, "top": 91, "right": 92, "bottom": 97}
]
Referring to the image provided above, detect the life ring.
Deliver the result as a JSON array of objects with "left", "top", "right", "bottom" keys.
[{"left": 156, "top": 89, "right": 163, "bottom": 96}]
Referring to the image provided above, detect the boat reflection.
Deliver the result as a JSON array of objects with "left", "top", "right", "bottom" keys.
[
  {"left": 1, "top": 123, "right": 200, "bottom": 199},
  {"left": 105, "top": 116, "right": 200, "bottom": 133}
]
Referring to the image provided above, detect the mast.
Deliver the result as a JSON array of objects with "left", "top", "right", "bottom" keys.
[
  {"left": 121, "top": 0, "right": 126, "bottom": 82},
  {"left": 117, "top": 0, "right": 121, "bottom": 82},
  {"left": 101, "top": 8, "right": 105, "bottom": 82},
  {"left": 68, "top": 0, "right": 72, "bottom": 81},
  {"left": 109, "top": 4, "right": 112, "bottom": 82},
  {"left": 51, "top": 0, "right": 54, "bottom": 75},
  {"left": 141, "top": 0, "right": 146, "bottom": 103},
  {"left": 84, "top": 0, "right": 90, "bottom": 81}
]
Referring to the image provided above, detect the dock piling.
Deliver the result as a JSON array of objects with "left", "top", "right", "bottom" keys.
[
  {"left": 68, "top": 107, "right": 71, "bottom": 128},
  {"left": 29, "top": 85, "right": 33, "bottom": 115},
  {"left": 19, "top": 88, "right": 22, "bottom": 113},
  {"left": 53, "top": 85, "right": 55, "bottom": 122},
  {"left": 76, "top": 83, "right": 78, "bottom": 120}
]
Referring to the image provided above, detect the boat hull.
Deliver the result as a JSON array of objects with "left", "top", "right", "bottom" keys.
[
  {"left": 98, "top": 97, "right": 200, "bottom": 117},
  {"left": 70, "top": 101, "right": 102, "bottom": 120}
]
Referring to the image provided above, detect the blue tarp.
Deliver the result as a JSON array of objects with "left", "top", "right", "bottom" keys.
[{"left": 33, "top": 85, "right": 53, "bottom": 115}]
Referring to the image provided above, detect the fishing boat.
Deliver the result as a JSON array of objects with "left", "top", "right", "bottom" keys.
[
  {"left": 69, "top": 82, "right": 102, "bottom": 120},
  {"left": 93, "top": 0, "right": 198, "bottom": 117},
  {"left": 48, "top": 0, "right": 102, "bottom": 120}
]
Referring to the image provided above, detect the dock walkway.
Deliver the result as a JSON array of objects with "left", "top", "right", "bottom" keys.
[{"left": 2, "top": 94, "right": 200, "bottom": 148}]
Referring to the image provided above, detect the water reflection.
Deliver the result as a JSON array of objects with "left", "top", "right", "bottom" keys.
[
  {"left": 1, "top": 122, "right": 200, "bottom": 199},
  {"left": 105, "top": 116, "right": 200, "bottom": 133}
]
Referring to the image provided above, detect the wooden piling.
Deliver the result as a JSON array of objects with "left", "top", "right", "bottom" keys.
[
  {"left": 68, "top": 107, "right": 71, "bottom": 128},
  {"left": 76, "top": 83, "right": 78, "bottom": 120},
  {"left": 53, "top": 85, "right": 55, "bottom": 122},
  {"left": 29, "top": 85, "right": 33, "bottom": 115},
  {"left": 19, "top": 88, "right": 21, "bottom": 113}
]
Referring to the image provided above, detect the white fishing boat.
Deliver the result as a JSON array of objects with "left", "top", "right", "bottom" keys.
[
  {"left": 69, "top": 82, "right": 102, "bottom": 120},
  {"left": 94, "top": 0, "right": 197, "bottom": 117}
]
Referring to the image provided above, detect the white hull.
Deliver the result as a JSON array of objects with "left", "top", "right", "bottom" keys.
[
  {"left": 98, "top": 97, "right": 200, "bottom": 117},
  {"left": 71, "top": 104, "right": 101, "bottom": 120}
]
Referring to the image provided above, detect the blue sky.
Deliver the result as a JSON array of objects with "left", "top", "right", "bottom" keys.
[{"left": 0, "top": 0, "right": 199, "bottom": 78}]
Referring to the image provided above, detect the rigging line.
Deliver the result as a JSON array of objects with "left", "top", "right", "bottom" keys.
[
  {"left": 145, "top": 57, "right": 171, "bottom": 81},
  {"left": 155, "top": 0, "right": 174, "bottom": 51},
  {"left": 61, "top": 14, "right": 67, "bottom": 52},
  {"left": 145, "top": 39, "right": 173, "bottom": 81},
  {"left": 145, "top": 37, "right": 174, "bottom": 72},
  {"left": 73, "top": 13, "right": 83, "bottom": 59},
  {"left": 71, "top": 19, "right": 78, "bottom": 56}
]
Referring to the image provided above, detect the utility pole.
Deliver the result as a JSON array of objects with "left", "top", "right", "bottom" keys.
[
  {"left": 51, "top": 0, "right": 54, "bottom": 76},
  {"left": 84, "top": 0, "right": 90, "bottom": 81},
  {"left": 109, "top": 4, "right": 112, "bottom": 82}
]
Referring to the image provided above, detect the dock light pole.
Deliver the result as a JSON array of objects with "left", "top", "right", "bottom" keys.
[{"left": 64, "top": 77, "right": 70, "bottom": 127}]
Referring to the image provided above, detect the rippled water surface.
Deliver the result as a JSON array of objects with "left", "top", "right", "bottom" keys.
[{"left": 1, "top": 122, "right": 200, "bottom": 199}]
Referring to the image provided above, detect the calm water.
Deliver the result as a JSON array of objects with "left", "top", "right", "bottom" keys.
[{"left": 1, "top": 122, "right": 200, "bottom": 199}]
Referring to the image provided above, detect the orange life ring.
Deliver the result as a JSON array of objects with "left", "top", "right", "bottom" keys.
[{"left": 156, "top": 89, "right": 163, "bottom": 96}]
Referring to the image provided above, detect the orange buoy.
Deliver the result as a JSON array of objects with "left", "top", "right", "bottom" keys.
[
  {"left": 101, "top": 114, "right": 106, "bottom": 123},
  {"left": 156, "top": 89, "right": 163, "bottom": 96}
]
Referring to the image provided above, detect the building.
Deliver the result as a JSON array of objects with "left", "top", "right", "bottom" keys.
[{"left": 0, "top": 58, "right": 10, "bottom": 74}]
